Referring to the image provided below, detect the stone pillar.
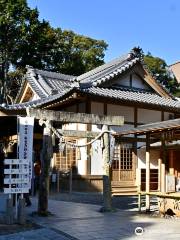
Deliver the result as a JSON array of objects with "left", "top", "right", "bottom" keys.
[
  {"left": 5, "top": 197, "right": 14, "bottom": 225},
  {"left": 101, "top": 125, "right": 112, "bottom": 212},
  {"left": 18, "top": 198, "right": 26, "bottom": 224},
  {"left": 38, "top": 120, "right": 53, "bottom": 215}
]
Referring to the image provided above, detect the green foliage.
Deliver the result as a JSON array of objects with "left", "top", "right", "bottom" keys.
[
  {"left": 144, "top": 53, "right": 179, "bottom": 95},
  {"left": 51, "top": 29, "right": 107, "bottom": 75},
  {"left": 0, "top": 0, "right": 107, "bottom": 103}
]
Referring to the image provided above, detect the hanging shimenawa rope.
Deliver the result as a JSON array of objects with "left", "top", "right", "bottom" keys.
[
  {"left": 52, "top": 125, "right": 113, "bottom": 148},
  {"left": 40, "top": 119, "right": 114, "bottom": 148}
]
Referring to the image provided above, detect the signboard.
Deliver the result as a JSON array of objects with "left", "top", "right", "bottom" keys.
[
  {"left": 4, "top": 158, "right": 30, "bottom": 194},
  {"left": 18, "top": 117, "right": 34, "bottom": 188},
  {"left": 4, "top": 178, "right": 29, "bottom": 184},
  {"left": 166, "top": 175, "right": 175, "bottom": 193},
  {"left": 4, "top": 188, "right": 29, "bottom": 194},
  {"left": 4, "top": 159, "right": 28, "bottom": 165}
]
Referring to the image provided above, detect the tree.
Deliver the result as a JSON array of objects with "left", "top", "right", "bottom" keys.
[
  {"left": 0, "top": 0, "right": 108, "bottom": 103},
  {"left": 144, "top": 52, "right": 179, "bottom": 95},
  {"left": 51, "top": 29, "right": 107, "bottom": 76},
  {"left": 0, "top": 0, "right": 57, "bottom": 103}
]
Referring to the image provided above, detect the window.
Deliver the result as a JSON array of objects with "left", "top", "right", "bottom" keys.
[{"left": 55, "top": 140, "right": 77, "bottom": 171}]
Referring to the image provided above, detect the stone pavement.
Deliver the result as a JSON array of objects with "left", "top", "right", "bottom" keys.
[{"left": 1, "top": 193, "right": 180, "bottom": 239}]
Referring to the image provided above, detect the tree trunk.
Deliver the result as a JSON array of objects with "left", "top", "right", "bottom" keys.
[{"left": 38, "top": 121, "right": 53, "bottom": 215}]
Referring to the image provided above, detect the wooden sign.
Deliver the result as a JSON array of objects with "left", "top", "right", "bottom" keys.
[
  {"left": 4, "top": 188, "right": 29, "bottom": 194},
  {"left": 4, "top": 159, "right": 28, "bottom": 165},
  {"left": 166, "top": 175, "right": 175, "bottom": 193},
  {"left": 4, "top": 169, "right": 29, "bottom": 175},
  {"left": 4, "top": 178, "right": 29, "bottom": 184}
]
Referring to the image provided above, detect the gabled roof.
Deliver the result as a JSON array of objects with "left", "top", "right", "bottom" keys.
[
  {"left": 10, "top": 47, "right": 179, "bottom": 112},
  {"left": 76, "top": 51, "right": 171, "bottom": 99},
  {"left": 77, "top": 53, "right": 139, "bottom": 86},
  {"left": 15, "top": 66, "right": 75, "bottom": 103}
]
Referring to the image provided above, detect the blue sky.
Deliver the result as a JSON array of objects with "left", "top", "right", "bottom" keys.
[{"left": 27, "top": 0, "right": 180, "bottom": 65}]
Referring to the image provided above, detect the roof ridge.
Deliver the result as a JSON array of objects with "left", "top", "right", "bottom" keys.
[
  {"left": 28, "top": 67, "right": 76, "bottom": 81},
  {"left": 77, "top": 53, "right": 130, "bottom": 82}
]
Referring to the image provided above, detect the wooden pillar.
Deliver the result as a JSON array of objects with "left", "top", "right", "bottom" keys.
[
  {"left": 158, "top": 158, "right": 162, "bottom": 191},
  {"left": 101, "top": 125, "right": 112, "bottom": 212},
  {"left": 161, "top": 137, "right": 166, "bottom": 193},
  {"left": 146, "top": 133, "right": 150, "bottom": 211},
  {"left": 169, "top": 149, "right": 174, "bottom": 175},
  {"left": 38, "top": 120, "right": 53, "bottom": 215},
  {"left": 161, "top": 163, "right": 166, "bottom": 193}
]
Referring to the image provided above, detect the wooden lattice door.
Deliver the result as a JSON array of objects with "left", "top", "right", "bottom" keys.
[{"left": 112, "top": 143, "right": 135, "bottom": 182}]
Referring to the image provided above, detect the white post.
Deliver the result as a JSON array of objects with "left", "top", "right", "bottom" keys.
[{"left": 146, "top": 133, "right": 150, "bottom": 212}]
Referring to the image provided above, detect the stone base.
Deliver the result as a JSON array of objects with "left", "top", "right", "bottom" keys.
[{"left": 158, "top": 197, "right": 180, "bottom": 216}]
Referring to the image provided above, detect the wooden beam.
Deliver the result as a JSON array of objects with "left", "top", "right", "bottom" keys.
[{"left": 27, "top": 108, "right": 124, "bottom": 126}]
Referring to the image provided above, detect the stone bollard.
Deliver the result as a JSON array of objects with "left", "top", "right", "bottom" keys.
[
  {"left": 5, "top": 198, "right": 14, "bottom": 224},
  {"left": 18, "top": 198, "right": 26, "bottom": 225}
]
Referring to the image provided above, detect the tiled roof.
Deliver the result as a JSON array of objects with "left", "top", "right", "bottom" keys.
[
  {"left": 28, "top": 67, "right": 75, "bottom": 96},
  {"left": 10, "top": 48, "right": 178, "bottom": 112},
  {"left": 81, "top": 87, "right": 180, "bottom": 111},
  {"left": 15, "top": 66, "right": 75, "bottom": 102},
  {"left": 6, "top": 86, "right": 180, "bottom": 112},
  {"left": 114, "top": 118, "right": 180, "bottom": 136},
  {"left": 77, "top": 53, "right": 139, "bottom": 86},
  {"left": 7, "top": 87, "right": 74, "bottom": 110}
]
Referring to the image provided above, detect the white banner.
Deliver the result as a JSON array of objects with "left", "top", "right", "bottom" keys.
[{"left": 18, "top": 117, "right": 34, "bottom": 189}]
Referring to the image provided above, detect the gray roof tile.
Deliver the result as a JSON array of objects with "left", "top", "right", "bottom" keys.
[
  {"left": 7, "top": 87, "right": 180, "bottom": 112},
  {"left": 77, "top": 53, "right": 139, "bottom": 86},
  {"left": 82, "top": 87, "right": 180, "bottom": 111}
]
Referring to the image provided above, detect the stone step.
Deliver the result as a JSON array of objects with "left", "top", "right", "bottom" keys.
[{"left": 111, "top": 185, "right": 138, "bottom": 196}]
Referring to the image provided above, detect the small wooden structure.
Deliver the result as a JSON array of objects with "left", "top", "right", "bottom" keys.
[{"left": 114, "top": 118, "right": 180, "bottom": 213}]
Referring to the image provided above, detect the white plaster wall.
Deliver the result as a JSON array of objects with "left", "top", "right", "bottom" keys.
[
  {"left": 112, "top": 73, "right": 150, "bottom": 90},
  {"left": 91, "top": 140, "right": 103, "bottom": 175},
  {"left": 115, "top": 74, "right": 130, "bottom": 87},
  {"left": 132, "top": 74, "right": 149, "bottom": 90},
  {"left": 63, "top": 123, "right": 77, "bottom": 130},
  {"left": 138, "top": 108, "right": 161, "bottom": 124},
  {"left": 137, "top": 148, "right": 159, "bottom": 169},
  {"left": 107, "top": 104, "right": 134, "bottom": 122},
  {"left": 31, "top": 94, "right": 40, "bottom": 101},
  {"left": 78, "top": 123, "right": 87, "bottom": 131},
  {"left": 77, "top": 138, "right": 87, "bottom": 175}
]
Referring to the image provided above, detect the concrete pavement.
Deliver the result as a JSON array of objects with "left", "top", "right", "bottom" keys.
[{"left": 0, "top": 193, "right": 180, "bottom": 239}]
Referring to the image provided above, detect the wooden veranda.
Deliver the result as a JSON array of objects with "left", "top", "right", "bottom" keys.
[{"left": 113, "top": 118, "right": 180, "bottom": 212}]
